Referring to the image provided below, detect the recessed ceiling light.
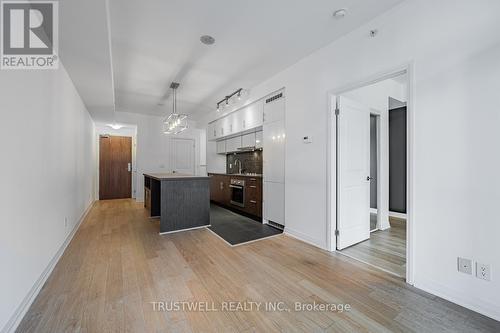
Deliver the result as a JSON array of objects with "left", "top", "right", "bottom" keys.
[
  {"left": 107, "top": 123, "right": 123, "bottom": 130},
  {"left": 200, "top": 35, "right": 215, "bottom": 45},
  {"left": 333, "top": 8, "right": 347, "bottom": 19}
]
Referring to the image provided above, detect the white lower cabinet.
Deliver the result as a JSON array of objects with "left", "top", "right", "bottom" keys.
[{"left": 264, "top": 182, "right": 285, "bottom": 226}]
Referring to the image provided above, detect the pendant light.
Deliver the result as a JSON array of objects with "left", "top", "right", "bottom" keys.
[{"left": 163, "top": 82, "right": 188, "bottom": 134}]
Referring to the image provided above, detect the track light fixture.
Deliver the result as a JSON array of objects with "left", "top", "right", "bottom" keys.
[{"left": 216, "top": 88, "right": 243, "bottom": 112}]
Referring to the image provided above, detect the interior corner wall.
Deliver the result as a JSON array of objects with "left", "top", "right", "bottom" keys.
[
  {"left": 0, "top": 65, "right": 96, "bottom": 331},
  {"left": 201, "top": 0, "right": 500, "bottom": 319}
]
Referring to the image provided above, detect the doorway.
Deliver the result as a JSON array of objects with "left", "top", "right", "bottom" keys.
[
  {"left": 330, "top": 70, "right": 410, "bottom": 279},
  {"left": 171, "top": 138, "right": 195, "bottom": 175},
  {"left": 99, "top": 135, "right": 132, "bottom": 200}
]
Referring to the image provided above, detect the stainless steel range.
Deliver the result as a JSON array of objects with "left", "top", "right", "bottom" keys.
[{"left": 229, "top": 178, "right": 245, "bottom": 207}]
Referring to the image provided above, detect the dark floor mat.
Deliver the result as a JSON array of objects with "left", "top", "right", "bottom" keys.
[{"left": 209, "top": 204, "right": 282, "bottom": 245}]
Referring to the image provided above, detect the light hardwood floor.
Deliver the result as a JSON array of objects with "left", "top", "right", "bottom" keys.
[
  {"left": 16, "top": 200, "right": 499, "bottom": 332},
  {"left": 341, "top": 217, "right": 406, "bottom": 277}
]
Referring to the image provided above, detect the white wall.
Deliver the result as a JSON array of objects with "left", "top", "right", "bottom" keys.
[
  {"left": 199, "top": 0, "right": 500, "bottom": 319},
  {"left": 109, "top": 112, "right": 205, "bottom": 202},
  {"left": 0, "top": 65, "right": 96, "bottom": 331}
]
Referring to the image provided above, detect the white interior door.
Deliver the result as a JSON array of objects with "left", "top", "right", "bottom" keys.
[
  {"left": 172, "top": 138, "right": 195, "bottom": 175},
  {"left": 337, "top": 96, "right": 371, "bottom": 250}
]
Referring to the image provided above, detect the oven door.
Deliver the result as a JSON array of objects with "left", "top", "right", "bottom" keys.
[{"left": 230, "top": 185, "right": 245, "bottom": 207}]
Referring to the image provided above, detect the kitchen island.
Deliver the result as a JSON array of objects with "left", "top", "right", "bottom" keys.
[{"left": 143, "top": 173, "right": 210, "bottom": 234}]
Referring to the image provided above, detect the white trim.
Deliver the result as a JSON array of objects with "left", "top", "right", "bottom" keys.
[
  {"left": 206, "top": 227, "right": 283, "bottom": 247},
  {"left": 326, "top": 63, "right": 415, "bottom": 285},
  {"left": 284, "top": 227, "right": 326, "bottom": 250},
  {"left": 389, "top": 211, "right": 407, "bottom": 219},
  {"left": 337, "top": 251, "right": 405, "bottom": 279},
  {"left": 1, "top": 200, "right": 96, "bottom": 333},
  {"left": 414, "top": 278, "right": 500, "bottom": 322},
  {"left": 158, "top": 225, "right": 210, "bottom": 235},
  {"left": 369, "top": 208, "right": 378, "bottom": 214}
]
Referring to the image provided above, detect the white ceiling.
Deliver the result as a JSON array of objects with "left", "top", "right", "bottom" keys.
[
  {"left": 63, "top": 0, "right": 405, "bottom": 122},
  {"left": 58, "top": 0, "right": 115, "bottom": 120}
]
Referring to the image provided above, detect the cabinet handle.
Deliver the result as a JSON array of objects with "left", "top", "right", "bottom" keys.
[
  {"left": 250, "top": 200, "right": 257, "bottom": 204},
  {"left": 243, "top": 120, "right": 246, "bottom": 128},
  {"left": 214, "top": 130, "right": 216, "bottom": 137},
  {"left": 249, "top": 178, "right": 257, "bottom": 181},
  {"left": 249, "top": 185, "right": 257, "bottom": 188}
]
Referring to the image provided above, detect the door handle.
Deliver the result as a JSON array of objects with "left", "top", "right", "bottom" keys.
[
  {"left": 366, "top": 176, "right": 373, "bottom": 181},
  {"left": 128, "top": 163, "right": 132, "bottom": 172}
]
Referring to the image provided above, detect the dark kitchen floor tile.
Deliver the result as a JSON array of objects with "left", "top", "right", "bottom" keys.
[{"left": 209, "top": 204, "right": 282, "bottom": 245}]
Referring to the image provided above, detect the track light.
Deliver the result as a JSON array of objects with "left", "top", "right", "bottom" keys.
[{"left": 215, "top": 88, "right": 244, "bottom": 112}]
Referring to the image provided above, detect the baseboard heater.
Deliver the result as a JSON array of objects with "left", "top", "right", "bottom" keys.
[{"left": 268, "top": 221, "right": 284, "bottom": 231}]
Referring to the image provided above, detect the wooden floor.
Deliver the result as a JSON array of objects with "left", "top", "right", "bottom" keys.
[
  {"left": 341, "top": 217, "right": 406, "bottom": 278},
  {"left": 17, "top": 199, "right": 499, "bottom": 333}
]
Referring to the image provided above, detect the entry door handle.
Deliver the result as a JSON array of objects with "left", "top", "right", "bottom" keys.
[
  {"left": 366, "top": 176, "right": 373, "bottom": 181},
  {"left": 128, "top": 163, "right": 132, "bottom": 172}
]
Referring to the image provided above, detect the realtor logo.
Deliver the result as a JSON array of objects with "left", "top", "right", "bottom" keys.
[{"left": 1, "top": 1, "right": 58, "bottom": 69}]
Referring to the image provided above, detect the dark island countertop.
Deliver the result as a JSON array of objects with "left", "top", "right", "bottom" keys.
[
  {"left": 208, "top": 172, "right": 263, "bottom": 178},
  {"left": 144, "top": 173, "right": 210, "bottom": 181}
]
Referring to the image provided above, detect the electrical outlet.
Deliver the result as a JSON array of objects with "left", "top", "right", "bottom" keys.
[
  {"left": 476, "top": 263, "right": 491, "bottom": 281},
  {"left": 458, "top": 257, "right": 472, "bottom": 275}
]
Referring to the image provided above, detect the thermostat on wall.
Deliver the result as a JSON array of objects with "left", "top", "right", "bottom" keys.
[{"left": 303, "top": 136, "right": 313, "bottom": 144}]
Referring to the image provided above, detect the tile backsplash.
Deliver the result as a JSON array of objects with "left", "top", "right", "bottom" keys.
[{"left": 226, "top": 150, "right": 263, "bottom": 174}]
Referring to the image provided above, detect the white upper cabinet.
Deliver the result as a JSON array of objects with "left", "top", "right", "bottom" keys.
[
  {"left": 207, "top": 121, "right": 217, "bottom": 141},
  {"left": 263, "top": 92, "right": 285, "bottom": 124},
  {"left": 216, "top": 140, "right": 226, "bottom": 154},
  {"left": 220, "top": 116, "right": 232, "bottom": 137},
  {"left": 241, "top": 132, "right": 256, "bottom": 148},
  {"left": 242, "top": 100, "right": 264, "bottom": 130},
  {"left": 207, "top": 99, "right": 264, "bottom": 141},
  {"left": 225, "top": 136, "right": 242, "bottom": 153},
  {"left": 255, "top": 131, "right": 263, "bottom": 149}
]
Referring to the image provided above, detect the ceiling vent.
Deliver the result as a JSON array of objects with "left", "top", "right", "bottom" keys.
[{"left": 265, "top": 92, "right": 283, "bottom": 104}]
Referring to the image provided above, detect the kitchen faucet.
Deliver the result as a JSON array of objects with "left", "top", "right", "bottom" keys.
[{"left": 234, "top": 158, "right": 242, "bottom": 174}]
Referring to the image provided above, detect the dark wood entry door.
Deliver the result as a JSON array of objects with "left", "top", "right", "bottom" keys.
[{"left": 99, "top": 135, "right": 132, "bottom": 200}]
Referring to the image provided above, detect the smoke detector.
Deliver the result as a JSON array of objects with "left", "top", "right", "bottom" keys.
[
  {"left": 200, "top": 35, "right": 216, "bottom": 45},
  {"left": 333, "top": 9, "right": 347, "bottom": 19}
]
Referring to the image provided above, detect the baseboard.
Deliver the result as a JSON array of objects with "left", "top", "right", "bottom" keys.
[
  {"left": 414, "top": 277, "right": 500, "bottom": 322},
  {"left": 1, "top": 200, "right": 96, "bottom": 333},
  {"left": 284, "top": 227, "right": 326, "bottom": 250},
  {"left": 389, "top": 211, "right": 407, "bottom": 219}
]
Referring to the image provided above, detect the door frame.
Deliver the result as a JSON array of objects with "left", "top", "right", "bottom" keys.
[
  {"left": 326, "top": 63, "right": 415, "bottom": 284},
  {"left": 95, "top": 130, "right": 137, "bottom": 200},
  {"left": 98, "top": 135, "right": 133, "bottom": 200},
  {"left": 369, "top": 112, "right": 384, "bottom": 232},
  {"left": 170, "top": 137, "right": 196, "bottom": 175}
]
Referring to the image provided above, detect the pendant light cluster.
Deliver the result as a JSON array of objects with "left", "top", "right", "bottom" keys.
[
  {"left": 216, "top": 88, "right": 243, "bottom": 112},
  {"left": 163, "top": 82, "right": 188, "bottom": 135}
]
